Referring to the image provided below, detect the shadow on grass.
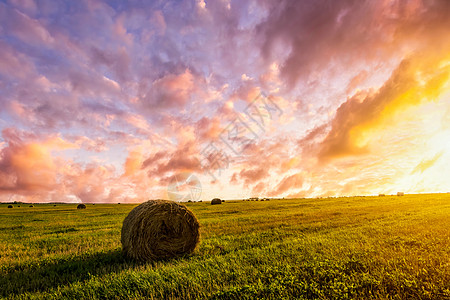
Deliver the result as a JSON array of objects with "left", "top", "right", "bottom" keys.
[{"left": 0, "top": 249, "right": 143, "bottom": 297}]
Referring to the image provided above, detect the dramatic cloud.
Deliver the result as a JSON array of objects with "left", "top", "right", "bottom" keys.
[
  {"left": 318, "top": 51, "right": 450, "bottom": 160},
  {"left": 0, "top": 128, "right": 75, "bottom": 194},
  {"left": 1, "top": 0, "right": 449, "bottom": 202},
  {"left": 238, "top": 167, "right": 269, "bottom": 187},
  {"left": 139, "top": 69, "right": 197, "bottom": 109},
  {"left": 269, "top": 173, "right": 303, "bottom": 196},
  {"left": 258, "top": 0, "right": 450, "bottom": 85}
]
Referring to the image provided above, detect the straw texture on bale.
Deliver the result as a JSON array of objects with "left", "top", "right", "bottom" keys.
[
  {"left": 211, "top": 198, "right": 222, "bottom": 205},
  {"left": 77, "top": 204, "right": 86, "bottom": 209},
  {"left": 121, "top": 200, "right": 199, "bottom": 261}
]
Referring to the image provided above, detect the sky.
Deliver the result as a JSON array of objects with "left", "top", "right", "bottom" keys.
[{"left": 0, "top": 0, "right": 450, "bottom": 203}]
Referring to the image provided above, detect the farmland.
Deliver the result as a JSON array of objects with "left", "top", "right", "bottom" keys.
[{"left": 1, "top": 194, "right": 450, "bottom": 299}]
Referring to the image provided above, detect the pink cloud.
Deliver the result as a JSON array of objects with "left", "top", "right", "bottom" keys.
[
  {"left": 8, "top": 0, "right": 38, "bottom": 14},
  {"left": 238, "top": 168, "right": 268, "bottom": 187},
  {"left": 251, "top": 182, "right": 265, "bottom": 195},
  {"left": 0, "top": 41, "right": 33, "bottom": 79},
  {"left": 257, "top": 0, "right": 450, "bottom": 86},
  {"left": 89, "top": 46, "right": 131, "bottom": 83},
  {"left": 142, "top": 151, "right": 166, "bottom": 169},
  {"left": 123, "top": 148, "right": 144, "bottom": 177},
  {"left": 153, "top": 142, "right": 202, "bottom": 177},
  {"left": 269, "top": 173, "right": 303, "bottom": 196},
  {"left": 346, "top": 70, "right": 368, "bottom": 95},
  {"left": 0, "top": 128, "right": 76, "bottom": 194},
  {"left": 1, "top": 3, "right": 53, "bottom": 45},
  {"left": 72, "top": 136, "right": 107, "bottom": 152},
  {"left": 151, "top": 10, "right": 166, "bottom": 35},
  {"left": 0, "top": 128, "right": 164, "bottom": 203},
  {"left": 139, "top": 69, "right": 196, "bottom": 109},
  {"left": 195, "top": 116, "right": 223, "bottom": 142}
]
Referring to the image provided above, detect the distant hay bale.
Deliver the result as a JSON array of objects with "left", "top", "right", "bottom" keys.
[
  {"left": 211, "top": 198, "right": 222, "bottom": 205},
  {"left": 221, "top": 200, "right": 225, "bottom": 203},
  {"left": 379, "top": 194, "right": 386, "bottom": 197},
  {"left": 8, "top": 205, "right": 13, "bottom": 208},
  {"left": 29, "top": 205, "right": 34, "bottom": 207},
  {"left": 77, "top": 204, "right": 87, "bottom": 209},
  {"left": 397, "top": 192, "right": 404, "bottom": 196},
  {"left": 121, "top": 200, "right": 199, "bottom": 261}
]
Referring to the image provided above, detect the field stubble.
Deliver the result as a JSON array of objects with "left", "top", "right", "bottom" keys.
[{"left": 0, "top": 194, "right": 450, "bottom": 299}]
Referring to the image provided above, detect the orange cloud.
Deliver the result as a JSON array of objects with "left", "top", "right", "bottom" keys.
[
  {"left": 0, "top": 130, "right": 76, "bottom": 193},
  {"left": 346, "top": 70, "right": 368, "bottom": 95},
  {"left": 269, "top": 173, "right": 303, "bottom": 196},
  {"left": 140, "top": 69, "right": 196, "bottom": 109},
  {"left": 238, "top": 167, "right": 268, "bottom": 187},
  {"left": 123, "top": 148, "right": 144, "bottom": 176},
  {"left": 318, "top": 50, "right": 450, "bottom": 160},
  {"left": 195, "top": 117, "right": 223, "bottom": 141}
]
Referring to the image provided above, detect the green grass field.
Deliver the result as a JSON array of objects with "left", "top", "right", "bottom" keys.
[{"left": 1, "top": 194, "right": 450, "bottom": 299}]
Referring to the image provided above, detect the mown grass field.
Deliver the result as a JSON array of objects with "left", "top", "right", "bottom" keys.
[{"left": 1, "top": 194, "right": 450, "bottom": 299}]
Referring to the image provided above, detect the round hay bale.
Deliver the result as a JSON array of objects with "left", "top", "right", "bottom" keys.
[
  {"left": 379, "top": 194, "right": 386, "bottom": 197},
  {"left": 121, "top": 200, "right": 199, "bottom": 261},
  {"left": 29, "top": 205, "right": 34, "bottom": 207},
  {"left": 77, "top": 203, "right": 86, "bottom": 209},
  {"left": 397, "top": 192, "right": 404, "bottom": 196},
  {"left": 211, "top": 198, "right": 222, "bottom": 205},
  {"left": 8, "top": 205, "right": 13, "bottom": 208}
]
